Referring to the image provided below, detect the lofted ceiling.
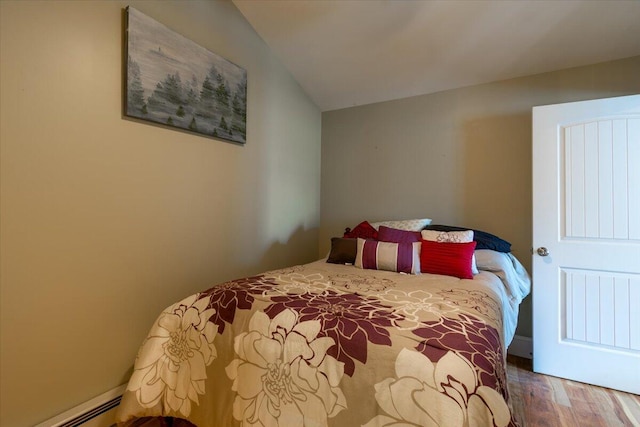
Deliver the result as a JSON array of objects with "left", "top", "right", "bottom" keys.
[{"left": 233, "top": 0, "right": 640, "bottom": 112}]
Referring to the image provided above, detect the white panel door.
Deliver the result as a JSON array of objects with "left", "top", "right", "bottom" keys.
[{"left": 532, "top": 95, "right": 640, "bottom": 394}]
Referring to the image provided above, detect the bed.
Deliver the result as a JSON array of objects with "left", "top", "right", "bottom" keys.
[{"left": 116, "top": 223, "right": 530, "bottom": 427}]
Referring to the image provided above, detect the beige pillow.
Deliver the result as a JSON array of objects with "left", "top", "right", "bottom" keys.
[
  {"left": 421, "top": 229, "right": 473, "bottom": 243},
  {"left": 370, "top": 218, "right": 432, "bottom": 231}
]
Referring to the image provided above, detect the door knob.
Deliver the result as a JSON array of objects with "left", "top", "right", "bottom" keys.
[{"left": 537, "top": 247, "right": 549, "bottom": 257}]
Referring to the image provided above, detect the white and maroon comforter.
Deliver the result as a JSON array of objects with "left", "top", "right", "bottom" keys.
[{"left": 116, "top": 250, "right": 530, "bottom": 427}]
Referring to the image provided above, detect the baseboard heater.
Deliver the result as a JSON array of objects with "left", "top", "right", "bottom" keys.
[{"left": 34, "top": 385, "right": 126, "bottom": 427}]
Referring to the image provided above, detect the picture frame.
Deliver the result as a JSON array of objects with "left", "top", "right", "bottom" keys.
[{"left": 125, "top": 6, "right": 247, "bottom": 144}]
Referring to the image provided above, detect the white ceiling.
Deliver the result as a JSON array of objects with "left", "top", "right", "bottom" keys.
[{"left": 233, "top": 0, "right": 640, "bottom": 112}]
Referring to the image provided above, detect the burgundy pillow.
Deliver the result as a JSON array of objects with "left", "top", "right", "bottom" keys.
[
  {"left": 420, "top": 240, "right": 477, "bottom": 279},
  {"left": 344, "top": 221, "right": 378, "bottom": 240},
  {"left": 378, "top": 225, "right": 421, "bottom": 243}
]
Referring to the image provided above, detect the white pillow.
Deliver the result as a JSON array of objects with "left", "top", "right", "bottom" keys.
[
  {"left": 370, "top": 218, "right": 432, "bottom": 231},
  {"left": 421, "top": 229, "right": 479, "bottom": 275},
  {"left": 421, "top": 229, "right": 473, "bottom": 243}
]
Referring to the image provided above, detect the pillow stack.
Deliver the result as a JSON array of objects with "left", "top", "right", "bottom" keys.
[{"left": 327, "top": 219, "right": 508, "bottom": 280}]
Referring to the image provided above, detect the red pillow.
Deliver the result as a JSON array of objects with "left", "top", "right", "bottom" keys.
[
  {"left": 420, "top": 240, "right": 477, "bottom": 279},
  {"left": 344, "top": 221, "right": 378, "bottom": 240}
]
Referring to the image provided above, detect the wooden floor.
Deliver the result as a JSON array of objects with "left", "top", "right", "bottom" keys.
[{"left": 507, "top": 355, "right": 640, "bottom": 426}]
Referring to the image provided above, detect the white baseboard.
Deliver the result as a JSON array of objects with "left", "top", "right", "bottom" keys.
[
  {"left": 34, "top": 384, "right": 126, "bottom": 427},
  {"left": 507, "top": 335, "right": 533, "bottom": 359}
]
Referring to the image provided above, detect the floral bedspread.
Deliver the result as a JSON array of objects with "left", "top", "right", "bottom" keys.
[{"left": 116, "top": 252, "right": 530, "bottom": 427}]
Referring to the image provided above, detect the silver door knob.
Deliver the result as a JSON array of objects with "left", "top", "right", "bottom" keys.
[{"left": 537, "top": 247, "right": 549, "bottom": 257}]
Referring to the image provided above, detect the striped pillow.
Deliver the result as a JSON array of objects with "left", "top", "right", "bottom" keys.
[{"left": 355, "top": 238, "right": 421, "bottom": 274}]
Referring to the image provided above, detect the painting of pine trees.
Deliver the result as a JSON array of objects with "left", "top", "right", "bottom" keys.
[{"left": 125, "top": 7, "right": 247, "bottom": 143}]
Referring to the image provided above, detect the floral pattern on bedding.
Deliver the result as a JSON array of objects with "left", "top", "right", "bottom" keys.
[
  {"left": 327, "top": 273, "right": 397, "bottom": 293},
  {"left": 117, "top": 259, "right": 526, "bottom": 427},
  {"left": 265, "top": 291, "right": 403, "bottom": 376},
  {"left": 125, "top": 294, "right": 218, "bottom": 417},
  {"left": 437, "top": 288, "right": 501, "bottom": 324},
  {"left": 226, "top": 309, "right": 347, "bottom": 426},
  {"left": 376, "top": 288, "right": 462, "bottom": 330},
  {"left": 364, "top": 349, "right": 510, "bottom": 427},
  {"left": 204, "top": 275, "right": 278, "bottom": 334},
  {"left": 414, "top": 314, "right": 507, "bottom": 396}
]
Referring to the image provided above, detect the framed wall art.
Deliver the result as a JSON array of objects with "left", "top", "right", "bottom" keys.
[{"left": 125, "top": 7, "right": 247, "bottom": 144}]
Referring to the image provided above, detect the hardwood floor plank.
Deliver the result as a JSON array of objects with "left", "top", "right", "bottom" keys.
[
  {"left": 614, "top": 391, "right": 640, "bottom": 426},
  {"left": 547, "top": 375, "right": 572, "bottom": 407},
  {"left": 591, "top": 386, "right": 628, "bottom": 427},
  {"left": 506, "top": 355, "right": 640, "bottom": 426}
]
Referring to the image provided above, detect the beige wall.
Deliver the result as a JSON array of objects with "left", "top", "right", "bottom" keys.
[
  {"left": 2, "top": 1, "right": 639, "bottom": 422},
  {"left": 321, "top": 56, "right": 640, "bottom": 339},
  {"left": 0, "top": 1, "right": 320, "bottom": 425}
]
